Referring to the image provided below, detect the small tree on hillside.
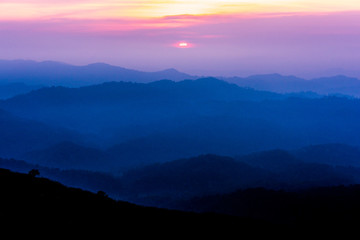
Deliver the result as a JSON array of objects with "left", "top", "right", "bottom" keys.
[{"left": 28, "top": 169, "right": 40, "bottom": 177}]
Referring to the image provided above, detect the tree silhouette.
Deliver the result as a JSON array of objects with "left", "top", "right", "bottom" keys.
[
  {"left": 28, "top": 169, "right": 40, "bottom": 177},
  {"left": 97, "top": 190, "right": 108, "bottom": 198}
]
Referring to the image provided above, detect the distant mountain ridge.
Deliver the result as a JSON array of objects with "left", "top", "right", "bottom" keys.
[
  {"left": 223, "top": 74, "right": 360, "bottom": 97},
  {"left": 1, "top": 59, "right": 360, "bottom": 98},
  {"left": 0, "top": 77, "right": 284, "bottom": 106},
  {"left": 0, "top": 59, "right": 196, "bottom": 87},
  {"left": 0, "top": 82, "right": 43, "bottom": 99},
  {"left": 0, "top": 109, "right": 87, "bottom": 158},
  {"left": 23, "top": 141, "right": 110, "bottom": 172},
  {"left": 1, "top": 60, "right": 360, "bottom": 170},
  {"left": 2, "top": 78, "right": 360, "bottom": 166},
  {"left": 0, "top": 77, "right": 287, "bottom": 138}
]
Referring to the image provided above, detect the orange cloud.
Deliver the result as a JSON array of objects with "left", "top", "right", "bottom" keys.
[{"left": 2, "top": 0, "right": 360, "bottom": 21}]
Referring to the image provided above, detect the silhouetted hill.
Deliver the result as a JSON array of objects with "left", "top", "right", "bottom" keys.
[
  {"left": 0, "top": 82, "right": 42, "bottom": 99},
  {"left": 118, "top": 153, "right": 358, "bottom": 207},
  {"left": 0, "top": 60, "right": 195, "bottom": 87},
  {"left": 0, "top": 77, "right": 287, "bottom": 147},
  {"left": 2, "top": 77, "right": 360, "bottom": 171},
  {"left": 0, "top": 77, "right": 283, "bottom": 107},
  {"left": 2, "top": 167, "right": 358, "bottom": 234},
  {"left": 292, "top": 143, "right": 360, "bottom": 167},
  {"left": 237, "top": 150, "right": 354, "bottom": 189},
  {"left": 0, "top": 158, "right": 124, "bottom": 199},
  {"left": 180, "top": 185, "right": 360, "bottom": 230},
  {"left": 105, "top": 96, "right": 360, "bottom": 169},
  {"left": 106, "top": 135, "right": 203, "bottom": 170},
  {"left": 2, "top": 149, "right": 360, "bottom": 210},
  {"left": 237, "top": 150, "right": 302, "bottom": 172},
  {"left": 225, "top": 74, "right": 360, "bottom": 97},
  {"left": 3, "top": 60, "right": 360, "bottom": 98},
  {"left": 120, "top": 155, "right": 271, "bottom": 201},
  {"left": 0, "top": 109, "right": 86, "bottom": 158},
  {"left": 0, "top": 168, "right": 278, "bottom": 234},
  {"left": 104, "top": 115, "right": 296, "bottom": 171},
  {"left": 23, "top": 141, "right": 111, "bottom": 172},
  {"left": 22, "top": 136, "right": 201, "bottom": 173}
]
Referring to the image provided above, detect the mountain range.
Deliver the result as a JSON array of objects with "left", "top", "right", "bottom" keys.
[
  {"left": 1, "top": 76, "right": 360, "bottom": 172},
  {"left": 224, "top": 74, "right": 360, "bottom": 97},
  {"left": 0, "top": 109, "right": 86, "bottom": 158},
  {"left": 1, "top": 60, "right": 360, "bottom": 98},
  {"left": 2, "top": 143, "right": 360, "bottom": 206},
  {"left": 0, "top": 59, "right": 195, "bottom": 88},
  {"left": 2, "top": 59, "right": 360, "bottom": 234}
]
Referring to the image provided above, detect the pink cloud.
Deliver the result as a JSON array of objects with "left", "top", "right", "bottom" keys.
[{"left": 1, "top": 11, "right": 360, "bottom": 78}]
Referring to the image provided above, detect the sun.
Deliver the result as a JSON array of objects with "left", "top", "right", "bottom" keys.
[
  {"left": 175, "top": 41, "right": 193, "bottom": 48},
  {"left": 179, "top": 42, "right": 188, "bottom": 47}
]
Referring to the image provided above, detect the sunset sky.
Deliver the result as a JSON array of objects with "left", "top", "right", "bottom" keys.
[{"left": 1, "top": 0, "right": 360, "bottom": 77}]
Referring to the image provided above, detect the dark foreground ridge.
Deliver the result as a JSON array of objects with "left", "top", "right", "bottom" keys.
[
  {"left": 0, "top": 168, "right": 278, "bottom": 235},
  {"left": 2, "top": 168, "right": 360, "bottom": 236}
]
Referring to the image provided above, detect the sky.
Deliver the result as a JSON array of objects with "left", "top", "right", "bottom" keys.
[{"left": 1, "top": 0, "right": 360, "bottom": 78}]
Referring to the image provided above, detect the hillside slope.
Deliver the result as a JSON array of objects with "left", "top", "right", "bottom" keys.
[{"left": 0, "top": 168, "right": 275, "bottom": 234}]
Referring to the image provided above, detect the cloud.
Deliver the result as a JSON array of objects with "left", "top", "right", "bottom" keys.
[
  {"left": 1, "top": 9, "right": 360, "bottom": 78},
  {"left": 3, "top": 0, "right": 360, "bottom": 21}
]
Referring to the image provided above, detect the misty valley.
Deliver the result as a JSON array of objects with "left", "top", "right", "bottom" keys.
[{"left": 1, "top": 60, "right": 360, "bottom": 232}]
